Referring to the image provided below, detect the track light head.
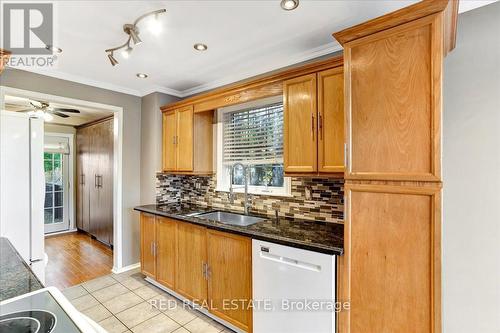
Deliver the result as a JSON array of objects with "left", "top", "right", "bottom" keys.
[
  {"left": 108, "top": 52, "right": 119, "bottom": 66},
  {"left": 124, "top": 24, "right": 142, "bottom": 45},
  {"left": 121, "top": 45, "right": 133, "bottom": 59}
]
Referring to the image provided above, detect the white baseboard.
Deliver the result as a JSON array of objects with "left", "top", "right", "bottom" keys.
[
  {"left": 144, "top": 277, "right": 244, "bottom": 333},
  {"left": 44, "top": 228, "right": 78, "bottom": 237},
  {"left": 112, "top": 262, "right": 140, "bottom": 274}
]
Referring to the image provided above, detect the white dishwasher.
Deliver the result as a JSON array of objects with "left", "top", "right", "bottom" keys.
[{"left": 252, "top": 240, "right": 336, "bottom": 333}]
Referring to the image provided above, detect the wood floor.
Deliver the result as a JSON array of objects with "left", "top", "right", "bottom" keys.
[{"left": 45, "top": 232, "right": 113, "bottom": 289}]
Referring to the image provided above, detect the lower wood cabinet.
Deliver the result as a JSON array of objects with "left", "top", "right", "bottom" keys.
[
  {"left": 176, "top": 222, "right": 208, "bottom": 304},
  {"left": 156, "top": 216, "right": 177, "bottom": 289},
  {"left": 140, "top": 213, "right": 156, "bottom": 278},
  {"left": 207, "top": 230, "right": 253, "bottom": 332},
  {"left": 339, "top": 183, "right": 441, "bottom": 333},
  {"left": 139, "top": 213, "right": 253, "bottom": 332}
]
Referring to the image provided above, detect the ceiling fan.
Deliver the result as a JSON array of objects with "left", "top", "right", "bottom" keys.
[{"left": 20, "top": 101, "right": 81, "bottom": 121}]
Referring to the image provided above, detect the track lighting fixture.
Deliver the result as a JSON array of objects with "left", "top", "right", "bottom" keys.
[
  {"left": 105, "top": 9, "right": 166, "bottom": 66},
  {"left": 107, "top": 52, "right": 118, "bottom": 66}
]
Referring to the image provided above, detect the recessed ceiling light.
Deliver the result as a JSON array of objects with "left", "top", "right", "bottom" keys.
[
  {"left": 193, "top": 43, "right": 208, "bottom": 51},
  {"left": 136, "top": 73, "right": 148, "bottom": 79},
  {"left": 45, "top": 45, "right": 62, "bottom": 53},
  {"left": 280, "top": 0, "right": 299, "bottom": 11}
]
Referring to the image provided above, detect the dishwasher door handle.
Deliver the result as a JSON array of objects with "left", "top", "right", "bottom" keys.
[{"left": 259, "top": 251, "right": 321, "bottom": 272}]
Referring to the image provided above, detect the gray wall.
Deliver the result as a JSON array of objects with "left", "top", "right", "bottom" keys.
[
  {"left": 443, "top": 3, "right": 500, "bottom": 332},
  {"left": 1, "top": 69, "right": 142, "bottom": 267},
  {"left": 140, "top": 92, "right": 180, "bottom": 204}
]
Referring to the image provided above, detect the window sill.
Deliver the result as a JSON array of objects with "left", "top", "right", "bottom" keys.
[{"left": 215, "top": 187, "right": 293, "bottom": 198}]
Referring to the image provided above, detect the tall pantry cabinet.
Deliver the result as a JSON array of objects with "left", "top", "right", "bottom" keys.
[
  {"left": 76, "top": 118, "right": 114, "bottom": 246},
  {"left": 333, "top": 1, "right": 457, "bottom": 332}
]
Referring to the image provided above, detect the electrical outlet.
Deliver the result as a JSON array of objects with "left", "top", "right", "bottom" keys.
[
  {"left": 305, "top": 186, "right": 312, "bottom": 200},
  {"left": 195, "top": 182, "right": 201, "bottom": 190}
]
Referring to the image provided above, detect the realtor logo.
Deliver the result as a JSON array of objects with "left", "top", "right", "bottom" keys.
[
  {"left": 2, "top": 2, "right": 58, "bottom": 68},
  {"left": 3, "top": 2, "right": 53, "bottom": 55}
]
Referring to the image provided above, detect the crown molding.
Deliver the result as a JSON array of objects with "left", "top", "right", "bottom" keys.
[
  {"left": 10, "top": 41, "right": 343, "bottom": 99},
  {"left": 139, "top": 85, "right": 183, "bottom": 98},
  {"left": 179, "top": 41, "right": 343, "bottom": 97}
]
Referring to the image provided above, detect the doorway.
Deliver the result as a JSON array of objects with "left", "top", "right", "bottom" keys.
[{"left": 43, "top": 135, "right": 71, "bottom": 234}]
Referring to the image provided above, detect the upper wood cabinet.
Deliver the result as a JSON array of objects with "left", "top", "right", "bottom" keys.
[
  {"left": 283, "top": 74, "right": 318, "bottom": 173},
  {"left": 207, "top": 230, "right": 252, "bottom": 332},
  {"left": 343, "top": 14, "right": 442, "bottom": 182},
  {"left": 140, "top": 213, "right": 156, "bottom": 279},
  {"left": 176, "top": 222, "right": 208, "bottom": 305},
  {"left": 318, "top": 67, "right": 345, "bottom": 173},
  {"left": 283, "top": 69, "right": 344, "bottom": 174},
  {"left": 162, "top": 106, "right": 213, "bottom": 174},
  {"left": 162, "top": 110, "right": 177, "bottom": 171}
]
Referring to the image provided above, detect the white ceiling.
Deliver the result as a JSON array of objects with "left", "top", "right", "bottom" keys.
[
  {"left": 3, "top": 95, "right": 113, "bottom": 126},
  {"left": 13, "top": 0, "right": 497, "bottom": 98}
]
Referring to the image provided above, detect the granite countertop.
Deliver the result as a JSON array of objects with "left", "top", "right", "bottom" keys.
[
  {"left": 134, "top": 203, "right": 343, "bottom": 255},
  {"left": 0, "top": 237, "right": 43, "bottom": 301}
]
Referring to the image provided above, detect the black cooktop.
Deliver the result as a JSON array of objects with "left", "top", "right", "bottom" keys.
[{"left": 0, "top": 291, "right": 81, "bottom": 333}]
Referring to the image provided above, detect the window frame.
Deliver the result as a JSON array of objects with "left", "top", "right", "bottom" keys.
[{"left": 215, "top": 96, "right": 291, "bottom": 197}]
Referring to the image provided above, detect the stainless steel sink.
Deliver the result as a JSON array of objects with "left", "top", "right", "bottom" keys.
[{"left": 196, "top": 211, "right": 264, "bottom": 226}]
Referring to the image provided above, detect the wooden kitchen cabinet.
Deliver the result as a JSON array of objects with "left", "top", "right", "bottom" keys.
[
  {"left": 318, "top": 67, "right": 344, "bottom": 173},
  {"left": 340, "top": 183, "right": 441, "bottom": 333},
  {"left": 283, "top": 69, "right": 344, "bottom": 175},
  {"left": 176, "top": 222, "right": 208, "bottom": 305},
  {"left": 207, "top": 230, "right": 252, "bottom": 332},
  {"left": 162, "top": 106, "right": 213, "bottom": 174},
  {"left": 76, "top": 118, "right": 114, "bottom": 245},
  {"left": 343, "top": 15, "right": 442, "bottom": 182},
  {"left": 156, "top": 216, "right": 177, "bottom": 289},
  {"left": 283, "top": 73, "right": 318, "bottom": 173},
  {"left": 162, "top": 110, "right": 177, "bottom": 171},
  {"left": 140, "top": 213, "right": 156, "bottom": 278}
]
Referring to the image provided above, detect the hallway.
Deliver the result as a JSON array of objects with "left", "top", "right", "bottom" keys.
[{"left": 45, "top": 232, "right": 113, "bottom": 289}]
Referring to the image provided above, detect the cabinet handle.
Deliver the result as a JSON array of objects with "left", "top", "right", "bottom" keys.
[
  {"left": 173, "top": 136, "right": 176, "bottom": 145},
  {"left": 202, "top": 262, "right": 206, "bottom": 280},
  {"left": 176, "top": 135, "right": 179, "bottom": 145},
  {"left": 311, "top": 113, "right": 315, "bottom": 140},
  {"left": 94, "top": 174, "right": 98, "bottom": 188},
  {"left": 99, "top": 175, "right": 103, "bottom": 188},
  {"left": 81, "top": 174, "right": 85, "bottom": 185},
  {"left": 318, "top": 113, "right": 323, "bottom": 140},
  {"left": 344, "top": 143, "right": 348, "bottom": 168}
]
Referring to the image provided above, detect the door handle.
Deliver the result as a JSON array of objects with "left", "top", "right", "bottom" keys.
[
  {"left": 318, "top": 113, "right": 323, "bottom": 140},
  {"left": 98, "top": 175, "right": 103, "bottom": 188},
  {"left": 311, "top": 113, "right": 315, "bottom": 140}
]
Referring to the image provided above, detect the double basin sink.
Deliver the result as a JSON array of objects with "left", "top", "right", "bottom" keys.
[{"left": 185, "top": 210, "right": 265, "bottom": 227}]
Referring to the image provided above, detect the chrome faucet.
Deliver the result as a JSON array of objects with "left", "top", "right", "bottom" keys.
[{"left": 229, "top": 163, "right": 251, "bottom": 215}]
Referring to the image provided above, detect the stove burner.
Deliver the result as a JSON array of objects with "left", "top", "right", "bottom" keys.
[{"left": 0, "top": 310, "right": 56, "bottom": 333}]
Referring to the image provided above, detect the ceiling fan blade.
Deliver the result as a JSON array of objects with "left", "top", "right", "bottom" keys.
[
  {"left": 54, "top": 108, "right": 80, "bottom": 113},
  {"left": 52, "top": 111, "right": 70, "bottom": 118}
]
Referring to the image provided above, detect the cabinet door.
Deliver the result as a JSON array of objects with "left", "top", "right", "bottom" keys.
[
  {"left": 344, "top": 15, "right": 442, "bottom": 181},
  {"left": 339, "top": 183, "right": 441, "bottom": 333},
  {"left": 76, "top": 127, "right": 90, "bottom": 232},
  {"left": 207, "top": 230, "right": 252, "bottom": 332},
  {"left": 89, "top": 124, "right": 101, "bottom": 239},
  {"left": 176, "top": 222, "right": 207, "bottom": 305},
  {"left": 163, "top": 111, "right": 177, "bottom": 171},
  {"left": 318, "top": 67, "right": 344, "bottom": 173},
  {"left": 283, "top": 74, "right": 317, "bottom": 173},
  {"left": 140, "top": 213, "right": 156, "bottom": 278},
  {"left": 156, "top": 216, "right": 177, "bottom": 289},
  {"left": 176, "top": 106, "right": 194, "bottom": 171}
]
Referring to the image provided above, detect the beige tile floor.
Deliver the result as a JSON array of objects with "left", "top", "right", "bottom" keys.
[{"left": 63, "top": 268, "right": 235, "bottom": 333}]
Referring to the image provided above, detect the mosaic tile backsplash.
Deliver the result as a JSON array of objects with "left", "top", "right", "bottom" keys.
[{"left": 156, "top": 174, "right": 344, "bottom": 224}]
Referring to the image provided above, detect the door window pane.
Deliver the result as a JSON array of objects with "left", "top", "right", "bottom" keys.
[
  {"left": 44, "top": 208, "right": 53, "bottom": 224},
  {"left": 54, "top": 207, "right": 63, "bottom": 223},
  {"left": 54, "top": 191, "right": 63, "bottom": 207},
  {"left": 44, "top": 152, "right": 64, "bottom": 226}
]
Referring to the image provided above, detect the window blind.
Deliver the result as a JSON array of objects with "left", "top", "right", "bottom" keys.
[{"left": 223, "top": 103, "right": 283, "bottom": 165}]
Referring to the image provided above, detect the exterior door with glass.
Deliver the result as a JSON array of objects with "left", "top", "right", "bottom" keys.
[{"left": 44, "top": 136, "right": 70, "bottom": 234}]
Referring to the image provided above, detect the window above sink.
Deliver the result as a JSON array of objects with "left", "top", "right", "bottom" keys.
[{"left": 215, "top": 96, "right": 291, "bottom": 197}]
